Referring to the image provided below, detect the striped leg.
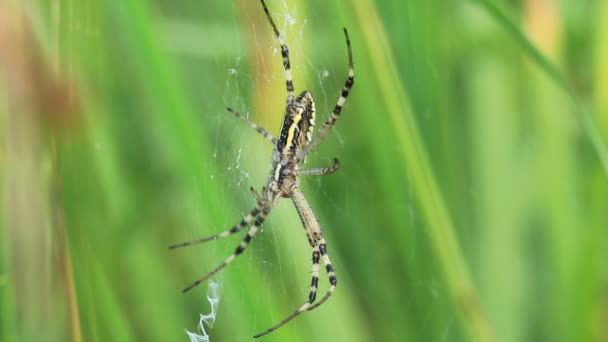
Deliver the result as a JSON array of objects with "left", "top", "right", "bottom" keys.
[
  {"left": 168, "top": 205, "right": 261, "bottom": 250},
  {"left": 293, "top": 158, "right": 340, "bottom": 177},
  {"left": 307, "top": 238, "right": 337, "bottom": 312},
  {"left": 181, "top": 208, "right": 270, "bottom": 293},
  {"left": 253, "top": 246, "right": 321, "bottom": 338},
  {"left": 260, "top": 0, "right": 295, "bottom": 102},
  {"left": 296, "top": 28, "right": 354, "bottom": 162},
  {"left": 227, "top": 107, "right": 276, "bottom": 145}
]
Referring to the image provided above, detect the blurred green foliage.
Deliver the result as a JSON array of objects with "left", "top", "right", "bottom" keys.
[{"left": 1, "top": 0, "right": 607, "bottom": 341}]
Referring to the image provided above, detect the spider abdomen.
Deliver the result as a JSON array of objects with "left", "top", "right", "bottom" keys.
[{"left": 276, "top": 91, "right": 316, "bottom": 157}]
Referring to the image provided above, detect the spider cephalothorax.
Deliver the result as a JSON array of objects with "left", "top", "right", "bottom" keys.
[{"left": 170, "top": 0, "right": 354, "bottom": 338}]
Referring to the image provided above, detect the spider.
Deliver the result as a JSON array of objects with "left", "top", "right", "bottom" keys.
[{"left": 169, "top": 0, "right": 354, "bottom": 337}]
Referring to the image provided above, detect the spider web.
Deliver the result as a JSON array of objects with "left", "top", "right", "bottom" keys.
[
  {"left": 163, "top": 1, "right": 347, "bottom": 339},
  {"left": 185, "top": 279, "right": 221, "bottom": 342}
]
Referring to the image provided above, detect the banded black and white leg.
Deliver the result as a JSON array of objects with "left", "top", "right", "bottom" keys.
[
  {"left": 180, "top": 207, "right": 271, "bottom": 293},
  {"left": 307, "top": 237, "right": 337, "bottom": 311},
  {"left": 227, "top": 107, "right": 277, "bottom": 145},
  {"left": 296, "top": 28, "right": 354, "bottom": 162},
  {"left": 260, "top": 0, "right": 295, "bottom": 103},
  {"left": 253, "top": 187, "right": 336, "bottom": 338},
  {"left": 254, "top": 244, "right": 321, "bottom": 338},
  {"left": 168, "top": 204, "right": 262, "bottom": 250}
]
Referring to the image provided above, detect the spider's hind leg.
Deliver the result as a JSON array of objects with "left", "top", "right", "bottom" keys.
[
  {"left": 296, "top": 28, "right": 354, "bottom": 162},
  {"left": 260, "top": 0, "right": 295, "bottom": 102},
  {"left": 227, "top": 107, "right": 276, "bottom": 145}
]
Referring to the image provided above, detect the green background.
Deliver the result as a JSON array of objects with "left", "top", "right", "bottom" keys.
[{"left": 1, "top": 0, "right": 607, "bottom": 341}]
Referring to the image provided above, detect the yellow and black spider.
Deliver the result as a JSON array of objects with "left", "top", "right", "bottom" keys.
[{"left": 170, "top": 0, "right": 354, "bottom": 337}]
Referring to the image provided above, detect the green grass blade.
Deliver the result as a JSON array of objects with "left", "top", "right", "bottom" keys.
[
  {"left": 470, "top": 0, "right": 608, "bottom": 175},
  {"left": 351, "top": 1, "right": 494, "bottom": 341}
]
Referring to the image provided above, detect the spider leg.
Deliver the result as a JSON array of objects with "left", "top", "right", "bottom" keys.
[
  {"left": 306, "top": 237, "right": 337, "bottom": 312},
  {"left": 290, "top": 189, "right": 338, "bottom": 312},
  {"left": 296, "top": 28, "right": 354, "bottom": 162},
  {"left": 253, "top": 187, "right": 337, "bottom": 337},
  {"left": 260, "top": 0, "right": 295, "bottom": 102},
  {"left": 293, "top": 158, "right": 340, "bottom": 177},
  {"left": 253, "top": 246, "right": 321, "bottom": 338},
  {"left": 227, "top": 107, "right": 277, "bottom": 145},
  {"left": 181, "top": 207, "right": 270, "bottom": 293},
  {"left": 168, "top": 205, "right": 261, "bottom": 250}
]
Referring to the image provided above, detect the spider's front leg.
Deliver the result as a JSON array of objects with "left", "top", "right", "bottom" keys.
[
  {"left": 181, "top": 206, "right": 271, "bottom": 293},
  {"left": 168, "top": 204, "right": 262, "bottom": 250},
  {"left": 306, "top": 237, "right": 337, "bottom": 311},
  {"left": 171, "top": 187, "right": 272, "bottom": 293},
  {"left": 254, "top": 187, "right": 337, "bottom": 338},
  {"left": 291, "top": 188, "right": 338, "bottom": 312},
  {"left": 254, "top": 245, "right": 321, "bottom": 338}
]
